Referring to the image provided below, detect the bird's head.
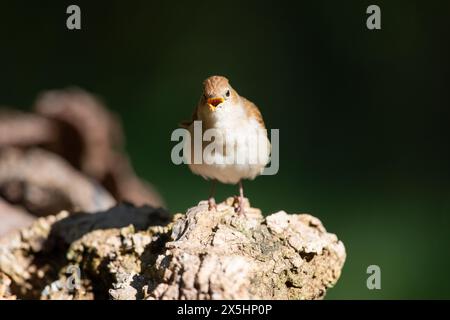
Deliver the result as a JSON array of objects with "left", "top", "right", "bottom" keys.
[{"left": 201, "top": 76, "right": 238, "bottom": 112}]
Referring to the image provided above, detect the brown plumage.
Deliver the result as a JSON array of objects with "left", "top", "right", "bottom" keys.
[
  {"left": 181, "top": 76, "right": 270, "bottom": 215},
  {"left": 181, "top": 76, "right": 265, "bottom": 129}
]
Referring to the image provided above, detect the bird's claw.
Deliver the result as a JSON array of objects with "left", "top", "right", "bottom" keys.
[
  {"left": 233, "top": 196, "right": 246, "bottom": 216},
  {"left": 208, "top": 197, "right": 217, "bottom": 211}
]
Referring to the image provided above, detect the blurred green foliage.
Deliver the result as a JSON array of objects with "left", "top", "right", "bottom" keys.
[{"left": 1, "top": 0, "right": 449, "bottom": 299}]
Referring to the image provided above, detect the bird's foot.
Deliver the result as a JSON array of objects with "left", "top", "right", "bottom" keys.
[
  {"left": 233, "top": 196, "right": 246, "bottom": 216},
  {"left": 208, "top": 197, "right": 217, "bottom": 211}
]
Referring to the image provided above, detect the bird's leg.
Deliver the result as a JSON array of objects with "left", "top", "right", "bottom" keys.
[
  {"left": 235, "top": 180, "right": 245, "bottom": 215},
  {"left": 208, "top": 179, "right": 217, "bottom": 211}
]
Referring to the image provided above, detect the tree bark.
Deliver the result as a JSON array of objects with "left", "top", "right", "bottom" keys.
[{"left": 0, "top": 198, "right": 345, "bottom": 300}]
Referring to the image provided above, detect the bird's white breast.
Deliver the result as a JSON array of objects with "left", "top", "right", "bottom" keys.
[{"left": 188, "top": 102, "right": 270, "bottom": 184}]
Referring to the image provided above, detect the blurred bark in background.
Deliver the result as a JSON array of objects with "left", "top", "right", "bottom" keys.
[{"left": 0, "top": 88, "right": 164, "bottom": 237}]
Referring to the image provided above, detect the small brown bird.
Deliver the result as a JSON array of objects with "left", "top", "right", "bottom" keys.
[{"left": 181, "top": 76, "right": 271, "bottom": 214}]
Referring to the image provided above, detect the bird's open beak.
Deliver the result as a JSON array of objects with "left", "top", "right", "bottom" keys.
[{"left": 207, "top": 97, "right": 224, "bottom": 111}]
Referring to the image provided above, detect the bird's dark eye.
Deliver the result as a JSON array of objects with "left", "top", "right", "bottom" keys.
[{"left": 225, "top": 90, "right": 230, "bottom": 97}]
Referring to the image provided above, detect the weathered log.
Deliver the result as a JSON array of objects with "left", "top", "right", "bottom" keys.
[
  {"left": 34, "top": 87, "right": 123, "bottom": 181},
  {"left": 0, "top": 199, "right": 345, "bottom": 300},
  {"left": 0, "top": 203, "right": 170, "bottom": 299},
  {"left": 33, "top": 88, "right": 164, "bottom": 207},
  {"left": 0, "top": 198, "right": 34, "bottom": 238},
  {"left": 0, "top": 88, "right": 164, "bottom": 210},
  {"left": 0, "top": 148, "right": 116, "bottom": 217},
  {"left": 0, "top": 272, "right": 16, "bottom": 300},
  {"left": 0, "top": 110, "right": 58, "bottom": 147}
]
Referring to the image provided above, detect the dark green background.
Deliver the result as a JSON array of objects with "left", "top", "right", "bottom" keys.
[{"left": 1, "top": 0, "right": 449, "bottom": 299}]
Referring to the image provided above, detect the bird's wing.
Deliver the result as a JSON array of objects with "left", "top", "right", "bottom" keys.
[
  {"left": 179, "top": 105, "right": 199, "bottom": 129},
  {"left": 241, "top": 97, "right": 266, "bottom": 128}
]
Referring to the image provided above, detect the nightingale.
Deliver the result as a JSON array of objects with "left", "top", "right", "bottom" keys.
[{"left": 181, "top": 76, "right": 271, "bottom": 214}]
